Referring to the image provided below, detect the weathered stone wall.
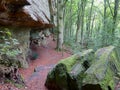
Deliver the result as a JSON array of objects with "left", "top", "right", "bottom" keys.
[
  {"left": 0, "top": 0, "right": 52, "bottom": 68},
  {"left": 10, "top": 27, "right": 31, "bottom": 68}
]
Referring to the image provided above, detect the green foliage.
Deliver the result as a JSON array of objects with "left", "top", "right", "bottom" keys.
[
  {"left": 5, "top": 75, "right": 25, "bottom": 88},
  {"left": 64, "top": 37, "right": 82, "bottom": 53},
  {"left": 63, "top": 0, "right": 120, "bottom": 51},
  {"left": 0, "top": 28, "right": 21, "bottom": 67}
]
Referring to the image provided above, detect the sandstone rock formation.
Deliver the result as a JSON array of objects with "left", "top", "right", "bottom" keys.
[{"left": 0, "top": 0, "right": 53, "bottom": 28}]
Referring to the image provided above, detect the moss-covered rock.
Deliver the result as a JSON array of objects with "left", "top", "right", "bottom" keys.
[
  {"left": 58, "top": 49, "right": 93, "bottom": 72},
  {"left": 82, "top": 46, "right": 120, "bottom": 90},
  {"left": 45, "top": 63, "right": 69, "bottom": 90},
  {"left": 45, "top": 49, "right": 94, "bottom": 90},
  {"left": 45, "top": 46, "right": 120, "bottom": 90}
]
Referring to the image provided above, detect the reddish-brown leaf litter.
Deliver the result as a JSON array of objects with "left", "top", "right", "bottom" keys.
[
  {"left": 19, "top": 36, "right": 71, "bottom": 90},
  {"left": 0, "top": 36, "right": 120, "bottom": 90}
]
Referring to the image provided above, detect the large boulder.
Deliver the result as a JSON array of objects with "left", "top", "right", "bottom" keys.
[
  {"left": 45, "top": 46, "right": 120, "bottom": 90},
  {"left": 82, "top": 46, "right": 120, "bottom": 90},
  {"left": 45, "top": 49, "right": 94, "bottom": 90}
]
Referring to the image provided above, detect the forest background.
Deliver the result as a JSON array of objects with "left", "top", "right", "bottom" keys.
[{"left": 49, "top": 0, "right": 120, "bottom": 53}]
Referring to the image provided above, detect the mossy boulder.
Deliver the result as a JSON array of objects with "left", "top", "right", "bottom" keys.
[
  {"left": 82, "top": 46, "right": 120, "bottom": 90},
  {"left": 45, "top": 46, "right": 120, "bottom": 90},
  {"left": 45, "top": 63, "right": 69, "bottom": 90},
  {"left": 58, "top": 49, "right": 93, "bottom": 72},
  {"left": 45, "top": 49, "right": 94, "bottom": 90}
]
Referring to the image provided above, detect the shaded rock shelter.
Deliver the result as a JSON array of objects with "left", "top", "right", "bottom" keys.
[{"left": 0, "top": 0, "right": 53, "bottom": 68}]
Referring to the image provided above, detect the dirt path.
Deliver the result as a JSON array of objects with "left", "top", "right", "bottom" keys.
[{"left": 19, "top": 36, "right": 71, "bottom": 90}]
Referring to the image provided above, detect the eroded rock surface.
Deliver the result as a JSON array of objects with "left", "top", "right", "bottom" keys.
[{"left": 45, "top": 46, "right": 120, "bottom": 90}]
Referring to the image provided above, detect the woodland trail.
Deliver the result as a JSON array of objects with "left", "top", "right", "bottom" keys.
[
  {"left": 19, "top": 36, "right": 71, "bottom": 90},
  {"left": 0, "top": 36, "right": 120, "bottom": 90},
  {"left": 0, "top": 36, "right": 71, "bottom": 90}
]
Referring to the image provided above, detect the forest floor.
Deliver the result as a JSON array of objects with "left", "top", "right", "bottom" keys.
[
  {"left": 0, "top": 36, "right": 120, "bottom": 90},
  {"left": 0, "top": 36, "right": 71, "bottom": 90}
]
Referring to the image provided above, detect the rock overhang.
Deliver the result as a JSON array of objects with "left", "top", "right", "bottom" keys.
[{"left": 0, "top": 0, "right": 54, "bottom": 29}]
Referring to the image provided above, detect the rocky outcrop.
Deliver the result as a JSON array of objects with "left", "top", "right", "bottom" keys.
[
  {"left": 45, "top": 46, "right": 120, "bottom": 90},
  {"left": 0, "top": 0, "right": 54, "bottom": 68},
  {"left": 0, "top": 0, "right": 54, "bottom": 28}
]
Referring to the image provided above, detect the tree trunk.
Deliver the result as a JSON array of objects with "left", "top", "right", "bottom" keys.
[
  {"left": 90, "top": 14, "right": 95, "bottom": 37},
  {"left": 86, "top": 0, "right": 94, "bottom": 38},
  {"left": 75, "top": 1, "right": 81, "bottom": 43},
  {"left": 56, "top": 0, "right": 64, "bottom": 50},
  {"left": 80, "top": 0, "right": 87, "bottom": 48},
  {"left": 112, "top": 0, "right": 119, "bottom": 34},
  {"left": 102, "top": 0, "right": 107, "bottom": 47},
  {"left": 48, "top": 0, "right": 55, "bottom": 33},
  {"left": 69, "top": 0, "right": 73, "bottom": 37}
]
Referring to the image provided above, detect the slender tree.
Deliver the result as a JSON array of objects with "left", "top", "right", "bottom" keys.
[
  {"left": 112, "top": 0, "right": 119, "bottom": 34},
  {"left": 86, "top": 0, "right": 94, "bottom": 38},
  {"left": 56, "top": 0, "right": 67, "bottom": 50},
  {"left": 75, "top": 1, "right": 81, "bottom": 43}
]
